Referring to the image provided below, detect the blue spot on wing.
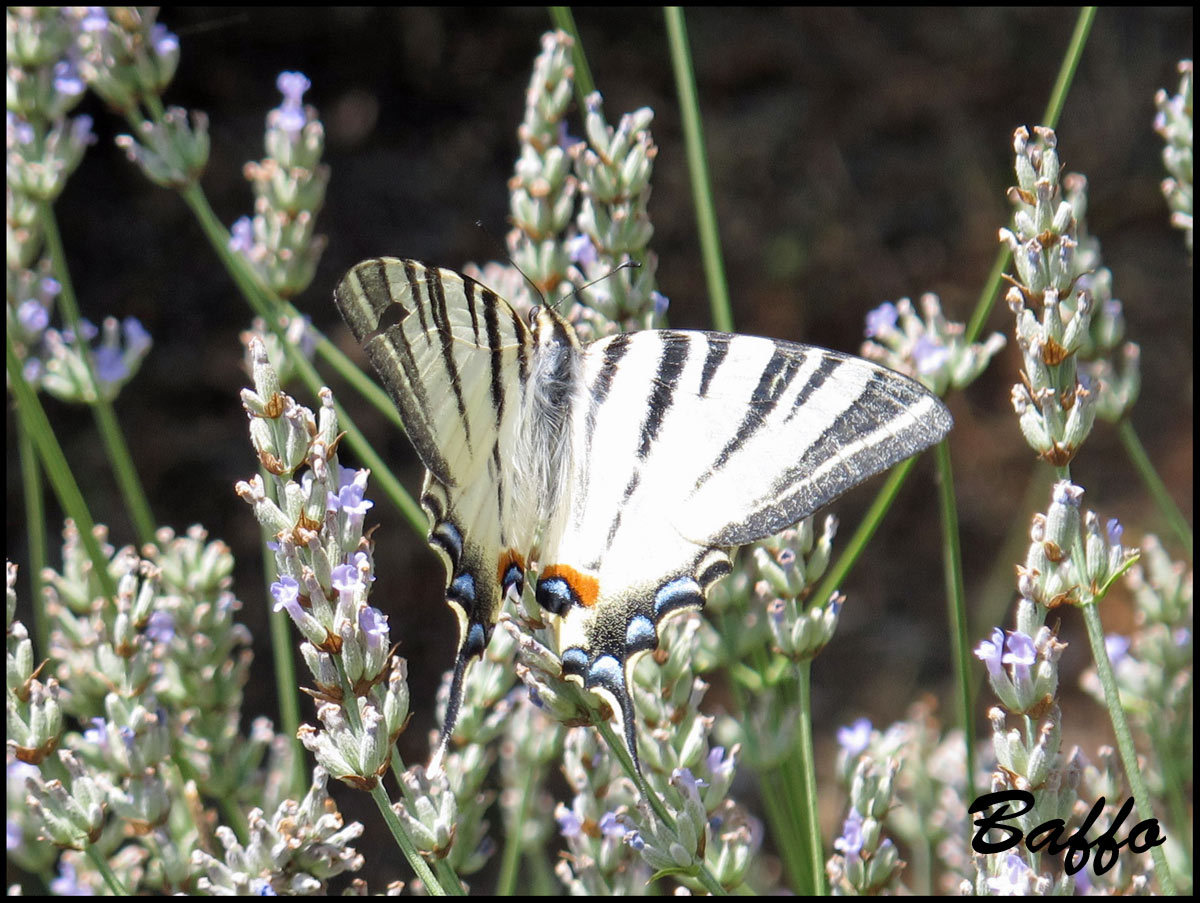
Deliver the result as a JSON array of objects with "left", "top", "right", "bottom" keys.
[
  {"left": 501, "top": 563, "right": 524, "bottom": 597},
  {"left": 625, "top": 614, "right": 657, "bottom": 654},
  {"left": 431, "top": 520, "right": 463, "bottom": 561},
  {"left": 653, "top": 576, "right": 704, "bottom": 619},
  {"left": 586, "top": 654, "right": 624, "bottom": 695},
  {"left": 561, "top": 646, "right": 588, "bottom": 678},
  {"left": 536, "top": 576, "right": 574, "bottom": 615},
  {"left": 449, "top": 572, "right": 476, "bottom": 605},
  {"left": 464, "top": 621, "right": 488, "bottom": 657}
]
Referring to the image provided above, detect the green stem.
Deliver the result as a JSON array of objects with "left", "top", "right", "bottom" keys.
[
  {"left": 369, "top": 782, "right": 454, "bottom": 895},
  {"left": 37, "top": 202, "right": 157, "bottom": 546},
  {"left": 664, "top": 6, "right": 734, "bottom": 333},
  {"left": 7, "top": 334, "right": 117, "bottom": 601},
  {"left": 495, "top": 754, "right": 539, "bottom": 894},
  {"left": 1040, "top": 7, "right": 1096, "bottom": 130},
  {"left": 757, "top": 761, "right": 807, "bottom": 891},
  {"left": 1117, "top": 419, "right": 1192, "bottom": 562},
  {"left": 1146, "top": 719, "right": 1193, "bottom": 872},
  {"left": 547, "top": 7, "right": 596, "bottom": 103},
  {"left": 792, "top": 662, "right": 825, "bottom": 894},
  {"left": 715, "top": 605, "right": 807, "bottom": 891},
  {"left": 83, "top": 843, "right": 129, "bottom": 895},
  {"left": 332, "top": 660, "right": 461, "bottom": 895},
  {"left": 17, "top": 420, "right": 49, "bottom": 657},
  {"left": 810, "top": 457, "right": 919, "bottom": 614},
  {"left": 934, "top": 441, "right": 977, "bottom": 802},
  {"left": 1079, "top": 599, "right": 1176, "bottom": 894}
]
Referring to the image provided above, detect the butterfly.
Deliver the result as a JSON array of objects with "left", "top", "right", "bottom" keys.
[{"left": 334, "top": 258, "right": 952, "bottom": 771}]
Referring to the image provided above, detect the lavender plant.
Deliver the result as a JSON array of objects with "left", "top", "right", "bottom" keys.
[
  {"left": 1155, "top": 60, "right": 1193, "bottom": 254},
  {"left": 963, "top": 126, "right": 1183, "bottom": 894}
]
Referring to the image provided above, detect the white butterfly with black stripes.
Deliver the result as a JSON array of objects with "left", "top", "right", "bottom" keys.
[{"left": 334, "top": 258, "right": 952, "bottom": 770}]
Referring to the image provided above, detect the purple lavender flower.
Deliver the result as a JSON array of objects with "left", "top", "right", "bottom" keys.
[
  {"left": 598, "top": 811, "right": 625, "bottom": 838},
  {"left": 1105, "top": 518, "right": 1123, "bottom": 547},
  {"left": 50, "top": 858, "right": 90, "bottom": 895},
  {"left": 93, "top": 346, "right": 128, "bottom": 384},
  {"left": 1001, "top": 630, "right": 1036, "bottom": 683},
  {"left": 270, "top": 575, "right": 302, "bottom": 618},
  {"left": 274, "top": 71, "right": 311, "bottom": 134},
  {"left": 17, "top": 300, "right": 49, "bottom": 334},
  {"left": 767, "top": 597, "right": 787, "bottom": 625},
  {"left": 836, "top": 717, "right": 873, "bottom": 757},
  {"left": 70, "top": 115, "right": 95, "bottom": 146},
  {"left": 123, "top": 317, "right": 152, "bottom": 356},
  {"left": 707, "top": 745, "right": 736, "bottom": 780},
  {"left": 8, "top": 113, "right": 35, "bottom": 146},
  {"left": 358, "top": 606, "right": 389, "bottom": 652},
  {"left": 566, "top": 233, "right": 598, "bottom": 267},
  {"left": 1051, "top": 480, "right": 1083, "bottom": 507},
  {"left": 145, "top": 609, "right": 175, "bottom": 644},
  {"left": 864, "top": 302, "right": 898, "bottom": 338},
  {"left": 229, "top": 216, "right": 255, "bottom": 255},
  {"left": 986, "top": 852, "right": 1033, "bottom": 894},
  {"left": 834, "top": 808, "right": 865, "bottom": 859},
  {"left": 149, "top": 23, "right": 179, "bottom": 57},
  {"left": 912, "top": 334, "right": 950, "bottom": 375},
  {"left": 79, "top": 7, "right": 109, "bottom": 32},
  {"left": 52, "top": 59, "right": 85, "bottom": 98},
  {"left": 330, "top": 564, "right": 360, "bottom": 604},
  {"left": 1104, "top": 633, "right": 1131, "bottom": 664},
  {"left": 974, "top": 627, "right": 1006, "bottom": 677},
  {"left": 556, "top": 805, "right": 583, "bottom": 838}
]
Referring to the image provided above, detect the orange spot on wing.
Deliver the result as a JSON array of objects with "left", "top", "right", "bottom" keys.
[
  {"left": 496, "top": 549, "right": 526, "bottom": 582},
  {"left": 541, "top": 564, "right": 600, "bottom": 608}
]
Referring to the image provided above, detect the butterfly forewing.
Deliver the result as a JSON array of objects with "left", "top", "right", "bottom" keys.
[{"left": 334, "top": 259, "right": 531, "bottom": 488}]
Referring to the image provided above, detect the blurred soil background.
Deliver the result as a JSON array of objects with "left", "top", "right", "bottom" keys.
[{"left": 7, "top": 7, "right": 1192, "bottom": 890}]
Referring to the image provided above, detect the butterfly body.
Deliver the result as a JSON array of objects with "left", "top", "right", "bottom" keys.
[{"left": 335, "top": 258, "right": 952, "bottom": 769}]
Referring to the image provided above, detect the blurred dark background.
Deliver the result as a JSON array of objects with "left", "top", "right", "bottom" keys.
[{"left": 8, "top": 7, "right": 1192, "bottom": 889}]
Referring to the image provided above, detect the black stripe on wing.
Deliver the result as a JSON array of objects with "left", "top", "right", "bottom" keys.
[
  {"left": 783, "top": 353, "right": 841, "bottom": 422},
  {"left": 637, "top": 336, "right": 690, "bottom": 459},
  {"left": 585, "top": 333, "right": 633, "bottom": 453},
  {"left": 424, "top": 266, "right": 473, "bottom": 449},
  {"left": 698, "top": 333, "right": 730, "bottom": 397},
  {"left": 698, "top": 341, "right": 810, "bottom": 486},
  {"left": 335, "top": 261, "right": 455, "bottom": 481},
  {"left": 708, "top": 357, "right": 952, "bottom": 547}
]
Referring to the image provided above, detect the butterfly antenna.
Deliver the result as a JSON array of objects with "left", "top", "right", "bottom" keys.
[
  {"left": 474, "top": 220, "right": 548, "bottom": 310},
  {"left": 555, "top": 259, "right": 642, "bottom": 314}
]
